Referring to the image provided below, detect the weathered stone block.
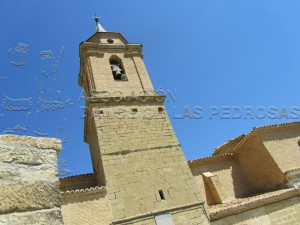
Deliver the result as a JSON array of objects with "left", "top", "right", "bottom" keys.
[
  {"left": 0, "top": 208, "right": 63, "bottom": 225},
  {"left": 0, "top": 163, "right": 57, "bottom": 184},
  {"left": 0, "top": 145, "right": 57, "bottom": 165},
  {"left": 0, "top": 178, "right": 61, "bottom": 214},
  {"left": 0, "top": 135, "right": 61, "bottom": 152}
]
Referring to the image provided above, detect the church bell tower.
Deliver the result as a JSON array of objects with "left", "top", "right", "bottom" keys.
[{"left": 78, "top": 18, "right": 208, "bottom": 224}]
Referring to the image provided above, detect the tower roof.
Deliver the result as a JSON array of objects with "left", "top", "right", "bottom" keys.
[
  {"left": 95, "top": 16, "right": 106, "bottom": 32},
  {"left": 83, "top": 32, "right": 129, "bottom": 45}
]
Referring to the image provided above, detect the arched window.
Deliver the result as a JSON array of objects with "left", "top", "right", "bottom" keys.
[{"left": 109, "top": 58, "right": 128, "bottom": 81}]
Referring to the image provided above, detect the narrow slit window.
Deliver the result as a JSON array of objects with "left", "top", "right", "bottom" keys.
[
  {"left": 95, "top": 110, "right": 103, "bottom": 117},
  {"left": 132, "top": 108, "right": 138, "bottom": 113},
  {"left": 158, "top": 190, "right": 165, "bottom": 200},
  {"left": 158, "top": 107, "right": 164, "bottom": 113},
  {"left": 94, "top": 109, "right": 103, "bottom": 118}
]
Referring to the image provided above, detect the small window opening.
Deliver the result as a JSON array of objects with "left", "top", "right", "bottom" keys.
[
  {"left": 95, "top": 110, "right": 103, "bottom": 118},
  {"left": 158, "top": 107, "right": 164, "bottom": 113},
  {"left": 107, "top": 39, "right": 114, "bottom": 43},
  {"left": 132, "top": 108, "right": 138, "bottom": 113},
  {"left": 110, "top": 60, "right": 128, "bottom": 81},
  {"left": 158, "top": 190, "right": 165, "bottom": 200},
  {"left": 298, "top": 140, "right": 300, "bottom": 147}
]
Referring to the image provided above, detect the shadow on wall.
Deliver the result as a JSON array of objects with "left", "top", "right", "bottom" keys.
[{"left": 191, "top": 159, "right": 252, "bottom": 206}]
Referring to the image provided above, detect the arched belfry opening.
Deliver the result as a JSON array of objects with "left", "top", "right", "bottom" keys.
[{"left": 109, "top": 56, "right": 128, "bottom": 81}]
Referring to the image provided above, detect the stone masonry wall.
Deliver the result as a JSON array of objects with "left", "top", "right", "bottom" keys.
[
  {"left": 114, "top": 204, "right": 209, "bottom": 225},
  {"left": 88, "top": 52, "right": 154, "bottom": 97},
  {"left": 236, "top": 134, "right": 286, "bottom": 192},
  {"left": 260, "top": 128, "right": 300, "bottom": 173},
  {"left": 190, "top": 159, "right": 252, "bottom": 205},
  {"left": 0, "top": 135, "right": 63, "bottom": 225},
  {"left": 90, "top": 104, "right": 207, "bottom": 223},
  {"left": 172, "top": 205, "right": 209, "bottom": 225},
  {"left": 61, "top": 188, "right": 112, "bottom": 225}
]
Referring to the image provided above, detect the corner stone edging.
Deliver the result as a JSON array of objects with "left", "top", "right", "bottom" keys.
[{"left": 0, "top": 135, "right": 62, "bottom": 153}]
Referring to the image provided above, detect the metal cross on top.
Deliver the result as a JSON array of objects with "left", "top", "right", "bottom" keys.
[{"left": 93, "top": 14, "right": 106, "bottom": 33}]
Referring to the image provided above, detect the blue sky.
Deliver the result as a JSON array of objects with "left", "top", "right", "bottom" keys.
[{"left": 1, "top": 1, "right": 300, "bottom": 177}]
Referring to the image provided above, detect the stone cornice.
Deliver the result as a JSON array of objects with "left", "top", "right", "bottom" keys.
[
  {"left": 81, "top": 51, "right": 105, "bottom": 57},
  {"left": 80, "top": 42, "right": 142, "bottom": 54},
  {"left": 112, "top": 201, "right": 205, "bottom": 225},
  {"left": 208, "top": 188, "right": 300, "bottom": 221},
  {"left": 0, "top": 135, "right": 62, "bottom": 153},
  {"left": 86, "top": 95, "right": 166, "bottom": 106},
  {"left": 124, "top": 52, "right": 144, "bottom": 58}
]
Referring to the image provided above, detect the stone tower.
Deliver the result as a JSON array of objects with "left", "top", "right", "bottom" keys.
[{"left": 78, "top": 20, "right": 208, "bottom": 224}]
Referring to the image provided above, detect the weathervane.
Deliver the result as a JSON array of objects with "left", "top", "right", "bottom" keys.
[{"left": 93, "top": 14, "right": 106, "bottom": 33}]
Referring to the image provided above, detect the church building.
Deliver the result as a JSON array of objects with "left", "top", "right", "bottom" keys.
[{"left": 0, "top": 19, "right": 299, "bottom": 225}]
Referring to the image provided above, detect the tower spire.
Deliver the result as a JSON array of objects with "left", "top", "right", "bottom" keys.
[{"left": 94, "top": 15, "right": 106, "bottom": 33}]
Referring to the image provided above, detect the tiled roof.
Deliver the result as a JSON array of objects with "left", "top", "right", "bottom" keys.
[
  {"left": 188, "top": 153, "right": 234, "bottom": 166},
  {"left": 60, "top": 173, "right": 95, "bottom": 180},
  {"left": 253, "top": 121, "right": 300, "bottom": 131},
  {"left": 189, "top": 120, "right": 300, "bottom": 164},
  {"left": 212, "top": 134, "right": 246, "bottom": 156},
  {"left": 61, "top": 186, "right": 106, "bottom": 196}
]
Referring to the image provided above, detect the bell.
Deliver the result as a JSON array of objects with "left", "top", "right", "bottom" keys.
[{"left": 121, "top": 74, "right": 128, "bottom": 81}]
